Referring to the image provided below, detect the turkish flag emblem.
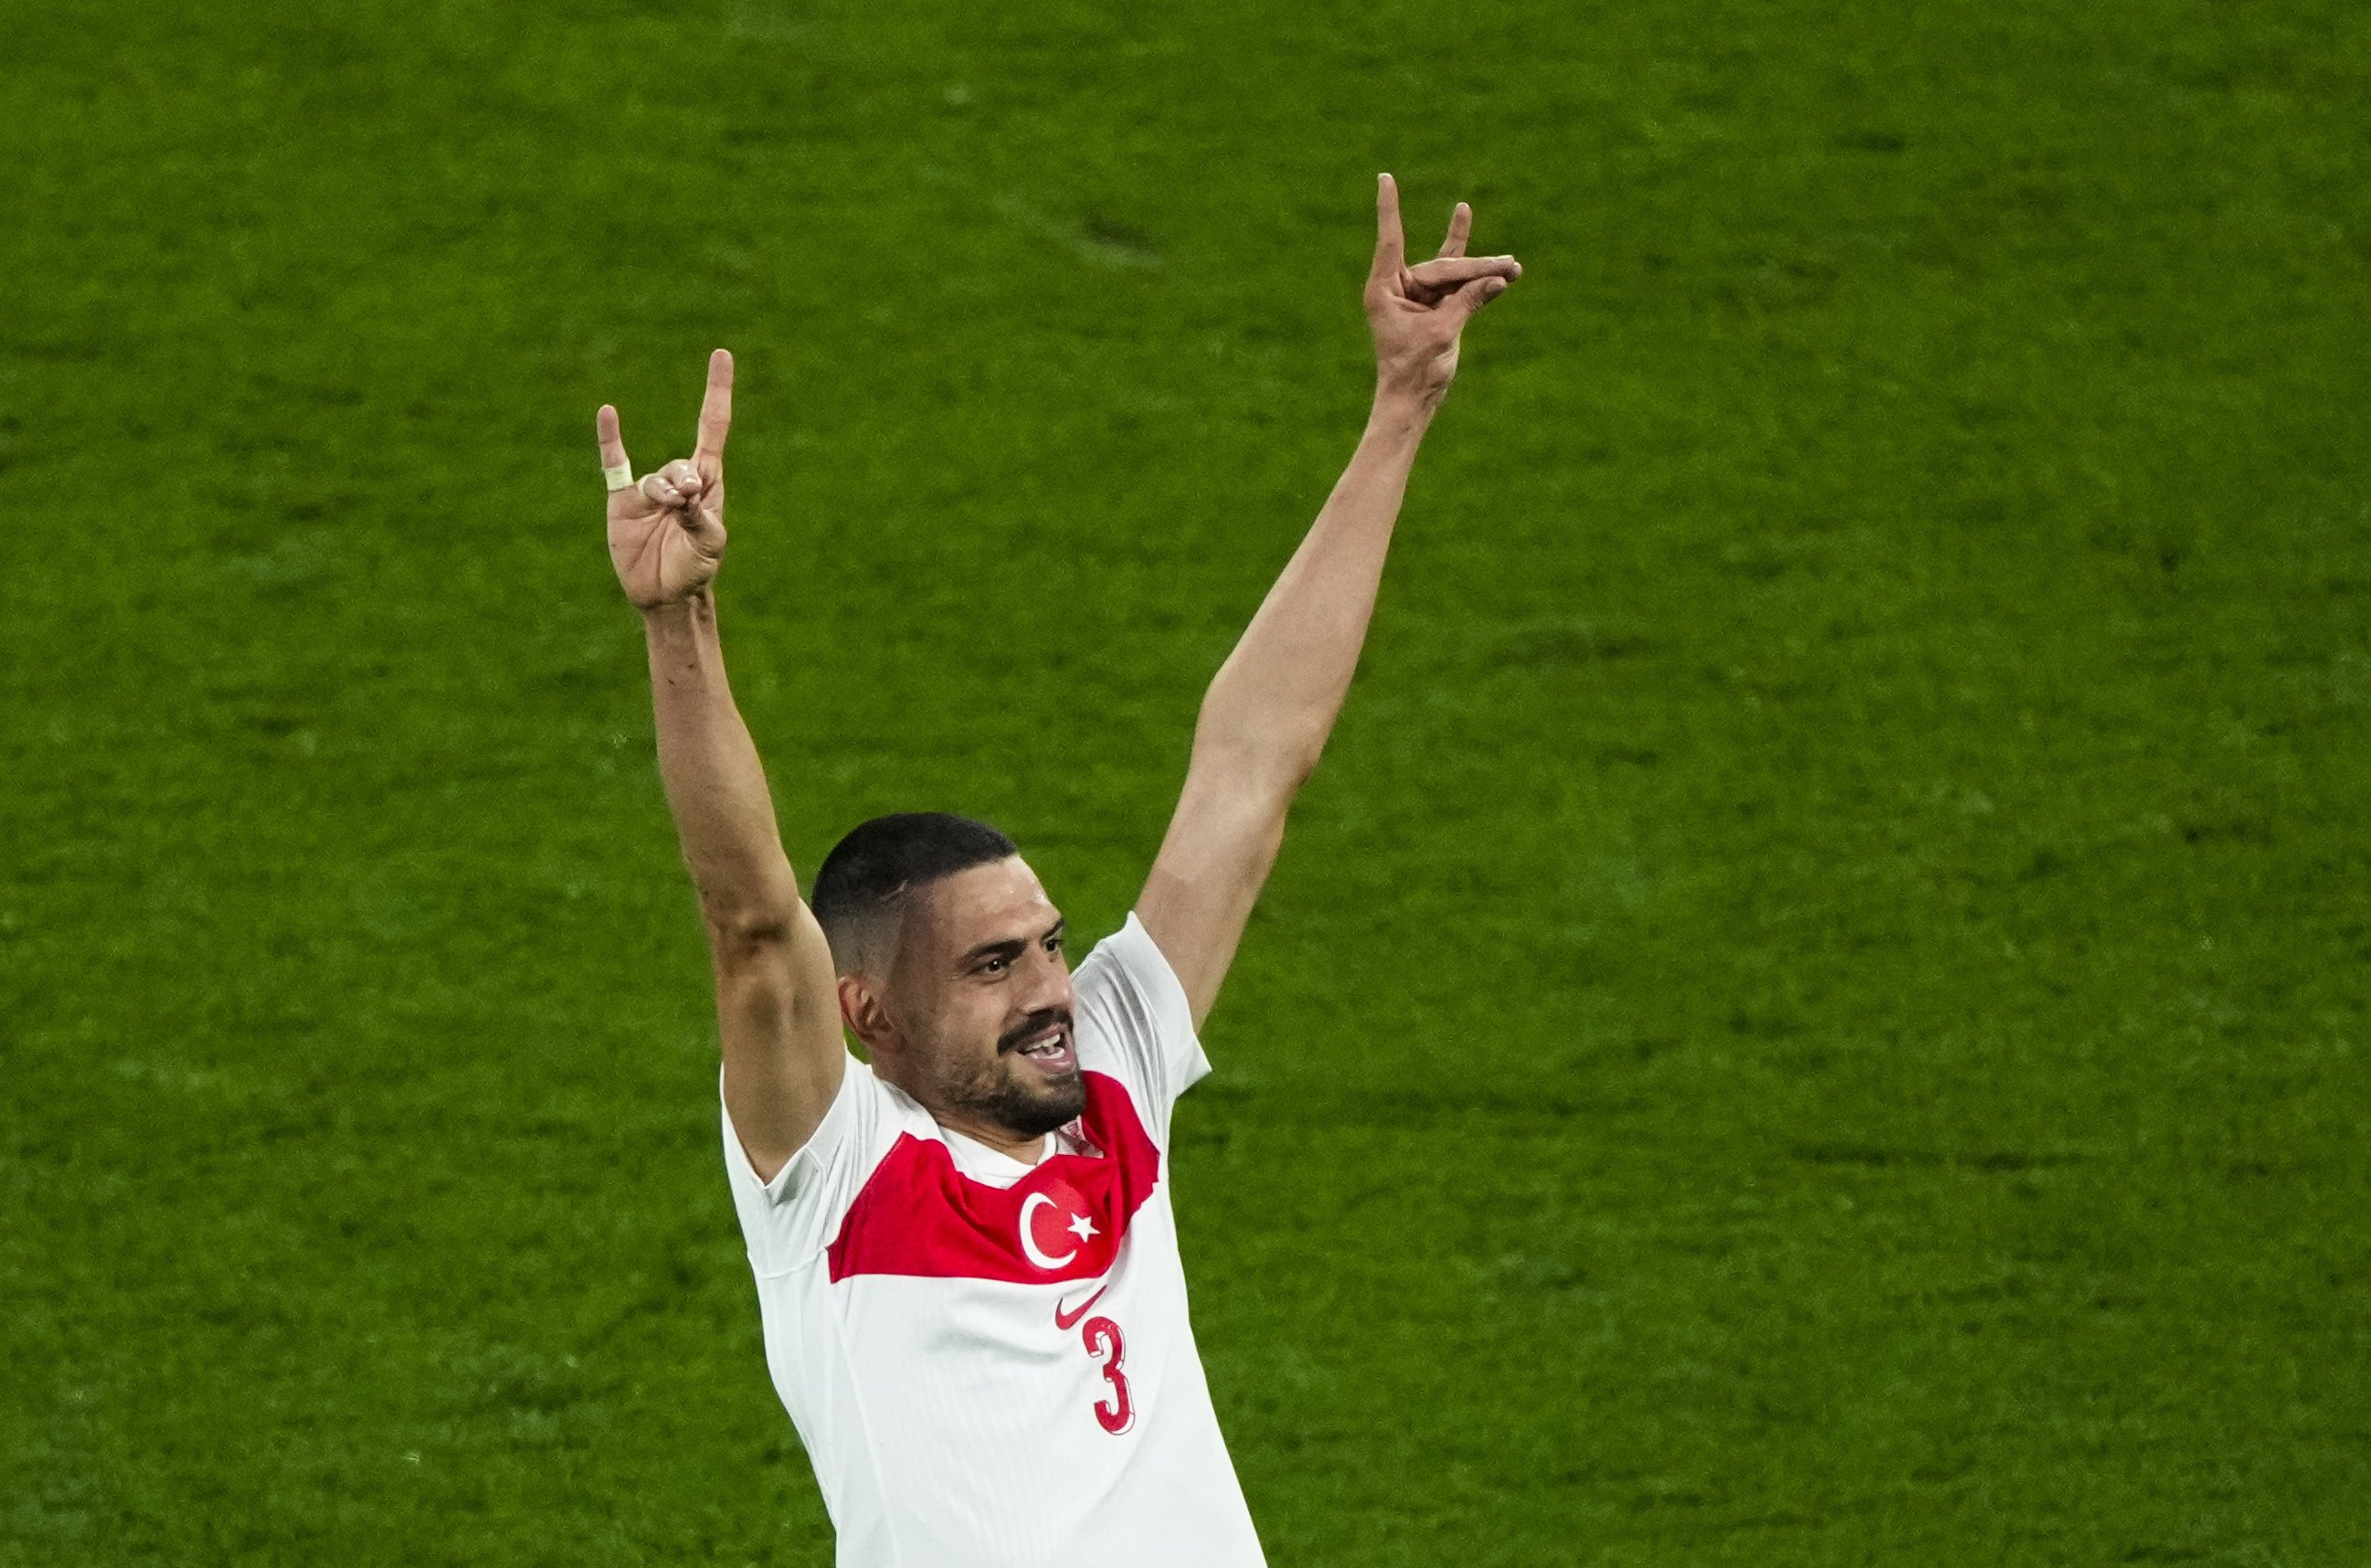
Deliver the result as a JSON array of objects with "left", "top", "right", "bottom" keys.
[
  {"left": 1019, "top": 1179, "right": 1100, "bottom": 1271},
  {"left": 826, "top": 1071, "right": 1158, "bottom": 1286}
]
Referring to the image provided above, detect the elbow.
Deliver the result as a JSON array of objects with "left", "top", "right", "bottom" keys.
[
  {"left": 702, "top": 897, "right": 804, "bottom": 957},
  {"left": 1260, "top": 746, "right": 1324, "bottom": 799}
]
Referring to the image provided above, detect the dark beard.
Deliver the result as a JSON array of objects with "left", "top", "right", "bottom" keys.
[
  {"left": 958, "top": 1068, "right": 1086, "bottom": 1139},
  {"left": 949, "top": 1007, "right": 1085, "bottom": 1139}
]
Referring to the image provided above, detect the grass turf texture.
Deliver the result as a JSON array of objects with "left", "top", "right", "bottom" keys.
[{"left": 4, "top": 0, "right": 2368, "bottom": 1562}]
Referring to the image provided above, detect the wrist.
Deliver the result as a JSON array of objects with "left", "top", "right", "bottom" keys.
[
  {"left": 640, "top": 587, "right": 714, "bottom": 636},
  {"left": 1367, "top": 383, "right": 1439, "bottom": 440}
]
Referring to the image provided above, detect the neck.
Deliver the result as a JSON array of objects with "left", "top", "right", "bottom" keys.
[
  {"left": 867, "top": 1052, "right": 1060, "bottom": 1163},
  {"left": 938, "top": 1113, "right": 1050, "bottom": 1163}
]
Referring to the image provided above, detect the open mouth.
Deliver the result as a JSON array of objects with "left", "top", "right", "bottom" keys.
[{"left": 1008, "top": 1021, "right": 1076, "bottom": 1075}]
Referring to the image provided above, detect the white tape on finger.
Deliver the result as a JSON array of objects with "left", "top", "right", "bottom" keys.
[{"left": 602, "top": 462, "right": 634, "bottom": 492}]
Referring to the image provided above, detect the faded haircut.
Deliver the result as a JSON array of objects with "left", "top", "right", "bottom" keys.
[{"left": 810, "top": 812, "right": 1020, "bottom": 977}]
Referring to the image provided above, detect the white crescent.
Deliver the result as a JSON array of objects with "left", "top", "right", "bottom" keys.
[{"left": 1018, "top": 1192, "right": 1079, "bottom": 1270}]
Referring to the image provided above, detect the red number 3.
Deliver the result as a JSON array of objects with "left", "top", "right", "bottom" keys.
[{"left": 1081, "top": 1316, "right": 1135, "bottom": 1435}]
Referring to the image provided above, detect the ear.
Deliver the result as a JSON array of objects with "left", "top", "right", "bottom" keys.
[{"left": 838, "top": 971, "right": 902, "bottom": 1057}]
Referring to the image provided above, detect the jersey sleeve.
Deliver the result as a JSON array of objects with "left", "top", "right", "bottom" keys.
[
  {"left": 1070, "top": 912, "right": 1212, "bottom": 1150},
  {"left": 721, "top": 1053, "right": 905, "bottom": 1278}
]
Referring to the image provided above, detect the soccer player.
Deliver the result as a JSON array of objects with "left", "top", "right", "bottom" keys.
[{"left": 595, "top": 175, "right": 1519, "bottom": 1567}]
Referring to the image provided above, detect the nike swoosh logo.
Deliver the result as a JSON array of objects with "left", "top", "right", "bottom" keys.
[{"left": 1053, "top": 1285, "right": 1108, "bottom": 1330}]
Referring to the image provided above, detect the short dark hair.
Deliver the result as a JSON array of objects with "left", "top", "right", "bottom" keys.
[{"left": 810, "top": 812, "right": 1019, "bottom": 974}]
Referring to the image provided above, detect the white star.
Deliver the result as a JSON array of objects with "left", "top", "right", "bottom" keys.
[{"left": 1067, "top": 1213, "right": 1098, "bottom": 1243}]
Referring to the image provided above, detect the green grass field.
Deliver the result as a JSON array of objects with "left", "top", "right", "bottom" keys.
[{"left": 5, "top": 0, "right": 2368, "bottom": 1562}]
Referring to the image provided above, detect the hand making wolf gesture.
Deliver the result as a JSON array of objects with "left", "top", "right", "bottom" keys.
[
  {"left": 595, "top": 177, "right": 1515, "bottom": 611},
  {"left": 1366, "top": 173, "right": 1520, "bottom": 408},
  {"left": 599, "top": 348, "right": 735, "bottom": 610}
]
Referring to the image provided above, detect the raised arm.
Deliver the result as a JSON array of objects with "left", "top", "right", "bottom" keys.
[
  {"left": 599, "top": 350, "right": 843, "bottom": 1181},
  {"left": 1136, "top": 177, "right": 1520, "bottom": 1027}
]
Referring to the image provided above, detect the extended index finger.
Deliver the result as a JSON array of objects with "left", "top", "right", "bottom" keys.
[
  {"left": 693, "top": 348, "right": 734, "bottom": 464},
  {"left": 1371, "top": 173, "right": 1406, "bottom": 281}
]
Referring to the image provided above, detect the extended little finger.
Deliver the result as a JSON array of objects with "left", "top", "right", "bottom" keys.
[
  {"left": 1436, "top": 201, "right": 1473, "bottom": 260},
  {"left": 597, "top": 405, "right": 636, "bottom": 489}
]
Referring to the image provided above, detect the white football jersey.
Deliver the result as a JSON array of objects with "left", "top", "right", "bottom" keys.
[{"left": 721, "top": 914, "right": 1266, "bottom": 1568}]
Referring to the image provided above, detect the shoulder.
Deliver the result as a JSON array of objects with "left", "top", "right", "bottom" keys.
[
  {"left": 1071, "top": 914, "right": 1210, "bottom": 1133},
  {"left": 723, "top": 1054, "right": 926, "bottom": 1274},
  {"left": 1073, "top": 912, "right": 1192, "bottom": 1023}
]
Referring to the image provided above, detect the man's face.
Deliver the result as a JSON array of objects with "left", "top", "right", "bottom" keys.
[{"left": 878, "top": 856, "right": 1082, "bottom": 1142}]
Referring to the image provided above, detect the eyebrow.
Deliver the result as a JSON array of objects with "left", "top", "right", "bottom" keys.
[{"left": 961, "top": 916, "right": 1066, "bottom": 969}]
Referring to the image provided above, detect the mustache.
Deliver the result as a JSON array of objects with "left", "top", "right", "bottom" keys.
[{"left": 997, "top": 1008, "right": 1074, "bottom": 1054}]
